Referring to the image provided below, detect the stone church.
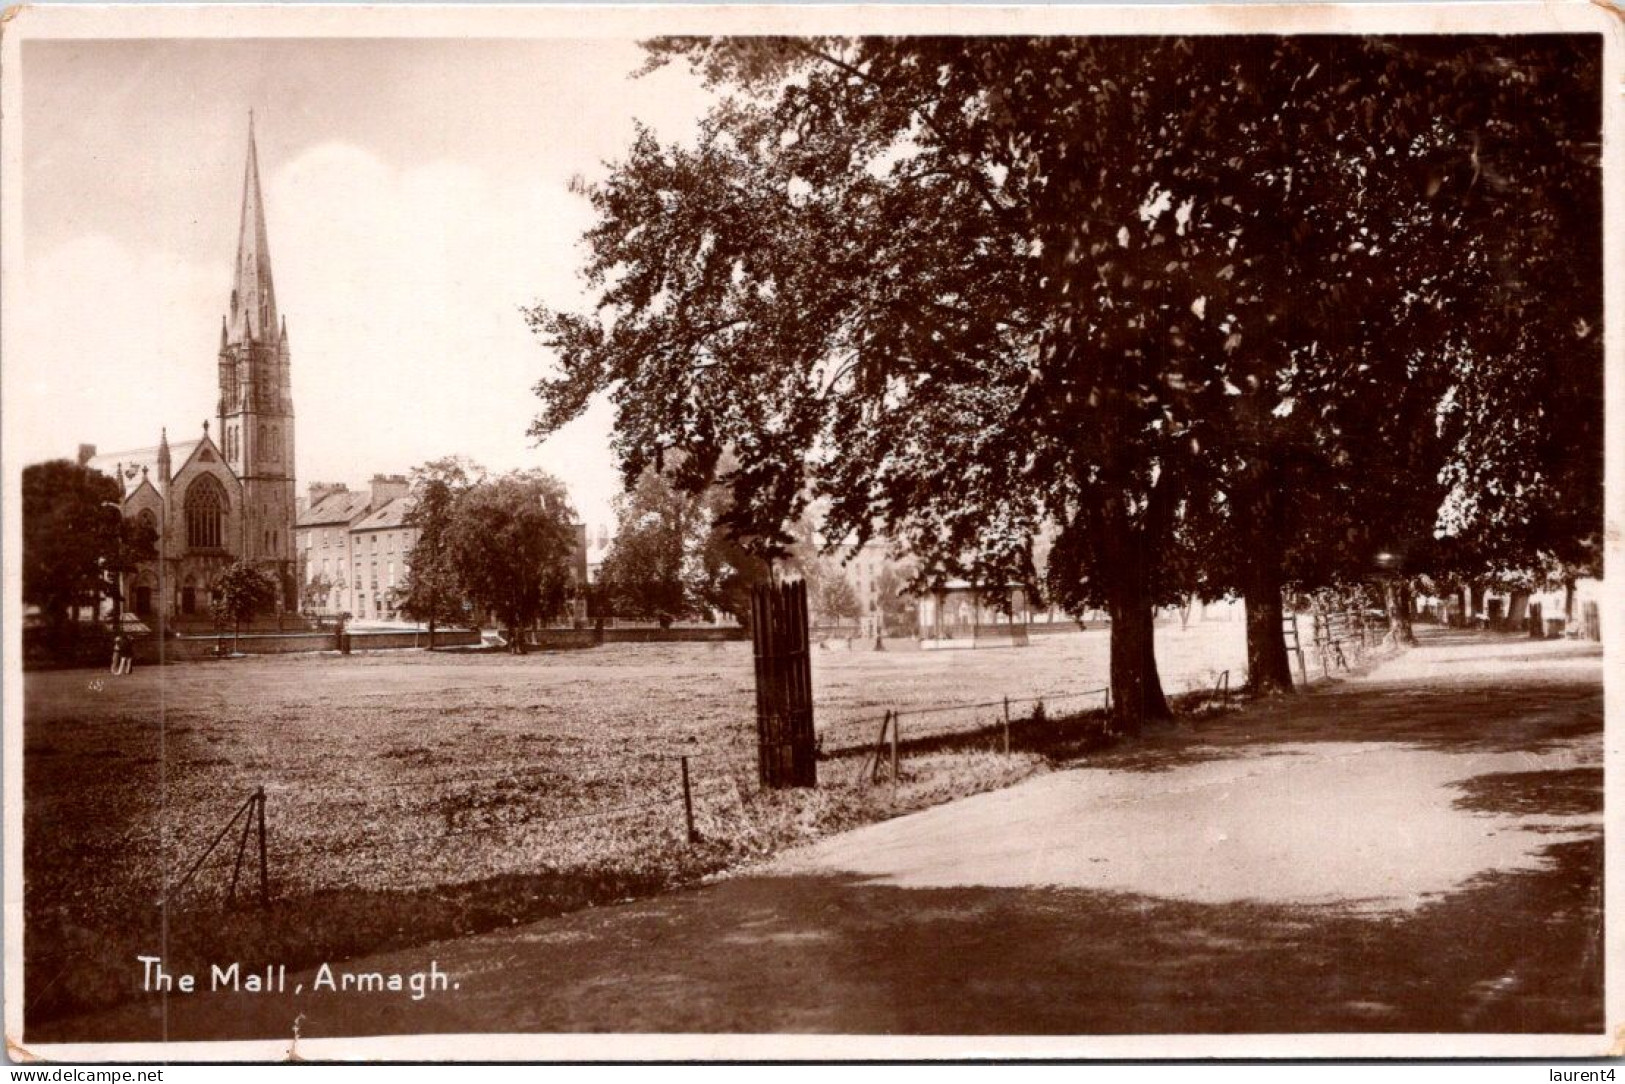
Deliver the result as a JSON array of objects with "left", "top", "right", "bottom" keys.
[{"left": 86, "top": 115, "right": 297, "bottom": 623}]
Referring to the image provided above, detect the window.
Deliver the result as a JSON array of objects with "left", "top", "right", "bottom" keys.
[
  {"left": 137, "top": 509, "right": 158, "bottom": 538},
  {"left": 184, "top": 474, "right": 228, "bottom": 550},
  {"left": 388, "top": 562, "right": 395, "bottom": 587}
]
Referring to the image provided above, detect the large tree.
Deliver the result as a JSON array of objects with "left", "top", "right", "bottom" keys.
[
  {"left": 399, "top": 457, "right": 484, "bottom": 647},
  {"left": 598, "top": 467, "right": 695, "bottom": 626},
  {"left": 442, "top": 469, "right": 579, "bottom": 653},
  {"left": 532, "top": 36, "right": 1600, "bottom": 730},
  {"left": 23, "top": 460, "right": 156, "bottom": 643}
]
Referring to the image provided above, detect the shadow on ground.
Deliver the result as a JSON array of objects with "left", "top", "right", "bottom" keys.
[
  {"left": 1085, "top": 632, "right": 1602, "bottom": 776},
  {"left": 1452, "top": 768, "right": 1602, "bottom": 818},
  {"left": 46, "top": 834, "right": 1600, "bottom": 1042}
]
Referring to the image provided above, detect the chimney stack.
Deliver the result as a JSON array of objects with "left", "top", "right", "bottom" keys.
[
  {"left": 77, "top": 444, "right": 97, "bottom": 467},
  {"left": 307, "top": 481, "right": 348, "bottom": 509},
  {"left": 369, "top": 473, "right": 409, "bottom": 509}
]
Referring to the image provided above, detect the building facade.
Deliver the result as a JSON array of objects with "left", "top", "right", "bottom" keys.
[
  {"left": 296, "top": 475, "right": 412, "bottom": 620},
  {"left": 87, "top": 116, "right": 298, "bottom": 625},
  {"left": 346, "top": 486, "right": 415, "bottom": 621}
]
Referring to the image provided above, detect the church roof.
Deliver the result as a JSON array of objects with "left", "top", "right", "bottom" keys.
[
  {"left": 86, "top": 441, "right": 201, "bottom": 491},
  {"left": 297, "top": 489, "right": 374, "bottom": 528},
  {"left": 227, "top": 112, "right": 279, "bottom": 346},
  {"left": 352, "top": 496, "right": 415, "bottom": 533}
]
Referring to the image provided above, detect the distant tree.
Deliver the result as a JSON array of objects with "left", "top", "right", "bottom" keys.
[
  {"left": 23, "top": 460, "right": 156, "bottom": 644},
  {"left": 442, "top": 470, "right": 578, "bottom": 653},
  {"left": 400, "top": 457, "right": 484, "bottom": 648},
  {"left": 691, "top": 482, "right": 773, "bottom": 627},
  {"left": 813, "top": 569, "right": 861, "bottom": 627},
  {"left": 598, "top": 467, "right": 695, "bottom": 627},
  {"left": 210, "top": 560, "right": 279, "bottom": 653}
]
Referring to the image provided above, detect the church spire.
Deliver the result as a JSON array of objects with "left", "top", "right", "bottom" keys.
[
  {"left": 157, "top": 427, "right": 172, "bottom": 482},
  {"left": 228, "top": 110, "right": 277, "bottom": 345}
]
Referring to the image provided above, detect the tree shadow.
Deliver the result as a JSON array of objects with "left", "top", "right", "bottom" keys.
[
  {"left": 50, "top": 837, "right": 1600, "bottom": 1040},
  {"left": 1452, "top": 767, "right": 1602, "bottom": 818}
]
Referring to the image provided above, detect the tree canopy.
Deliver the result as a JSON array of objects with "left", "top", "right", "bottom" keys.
[
  {"left": 532, "top": 35, "right": 1601, "bottom": 728},
  {"left": 23, "top": 460, "right": 157, "bottom": 638},
  {"left": 442, "top": 469, "right": 579, "bottom": 652},
  {"left": 399, "top": 456, "right": 485, "bottom": 639},
  {"left": 210, "top": 559, "right": 279, "bottom": 647},
  {"left": 598, "top": 464, "right": 772, "bottom": 627}
]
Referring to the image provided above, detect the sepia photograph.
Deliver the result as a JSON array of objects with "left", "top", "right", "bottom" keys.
[{"left": 2, "top": 2, "right": 1619, "bottom": 1063}]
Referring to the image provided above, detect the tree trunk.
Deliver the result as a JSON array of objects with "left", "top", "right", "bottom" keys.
[
  {"left": 1507, "top": 590, "right": 1530, "bottom": 625},
  {"left": 1242, "top": 561, "right": 1296, "bottom": 695},
  {"left": 1384, "top": 579, "right": 1417, "bottom": 647},
  {"left": 1469, "top": 583, "right": 1485, "bottom": 626},
  {"left": 1105, "top": 591, "right": 1169, "bottom": 735},
  {"left": 1231, "top": 455, "right": 1295, "bottom": 693}
]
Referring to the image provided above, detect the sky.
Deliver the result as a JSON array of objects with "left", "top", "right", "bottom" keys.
[{"left": 17, "top": 38, "right": 719, "bottom": 532}]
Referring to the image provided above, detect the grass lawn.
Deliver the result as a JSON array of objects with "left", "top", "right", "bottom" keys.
[{"left": 23, "top": 620, "right": 1245, "bottom": 1026}]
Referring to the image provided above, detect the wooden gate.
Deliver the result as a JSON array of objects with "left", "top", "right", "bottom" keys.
[{"left": 750, "top": 579, "right": 817, "bottom": 788}]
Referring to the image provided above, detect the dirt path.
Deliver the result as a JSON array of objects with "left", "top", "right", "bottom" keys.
[{"left": 40, "top": 629, "right": 1603, "bottom": 1044}]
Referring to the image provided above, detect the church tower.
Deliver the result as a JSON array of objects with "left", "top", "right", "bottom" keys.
[{"left": 217, "top": 112, "right": 297, "bottom": 607}]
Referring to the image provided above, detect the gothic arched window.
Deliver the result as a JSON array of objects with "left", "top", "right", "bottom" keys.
[
  {"left": 184, "top": 474, "right": 228, "bottom": 550},
  {"left": 136, "top": 509, "right": 158, "bottom": 544}
]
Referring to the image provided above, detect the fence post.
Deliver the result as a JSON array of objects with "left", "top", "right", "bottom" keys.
[
  {"left": 890, "top": 712, "right": 900, "bottom": 796},
  {"left": 680, "top": 755, "right": 698, "bottom": 844},
  {"left": 228, "top": 799, "right": 255, "bottom": 906},
  {"left": 164, "top": 790, "right": 258, "bottom": 909},
  {"left": 256, "top": 786, "right": 268, "bottom": 907},
  {"left": 1002, "top": 696, "right": 1011, "bottom": 756},
  {"left": 863, "top": 710, "right": 892, "bottom": 785}
]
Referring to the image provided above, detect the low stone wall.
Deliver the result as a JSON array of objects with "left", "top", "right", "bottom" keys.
[
  {"left": 130, "top": 627, "right": 481, "bottom": 663},
  {"left": 605, "top": 626, "right": 746, "bottom": 644},
  {"left": 524, "top": 626, "right": 748, "bottom": 650}
]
